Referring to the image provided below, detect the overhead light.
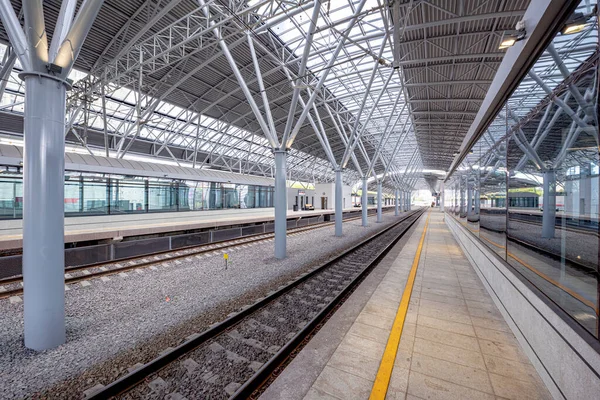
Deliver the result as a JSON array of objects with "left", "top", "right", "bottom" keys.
[
  {"left": 499, "top": 20, "right": 526, "bottom": 50},
  {"left": 499, "top": 36, "right": 518, "bottom": 49},
  {"left": 499, "top": 31, "right": 525, "bottom": 49},
  {"left": 562, "top": 21, "right": 587, "bottom": 35},
  {"left": 561, "top": 10, "right": 595, "bottom": 35}
]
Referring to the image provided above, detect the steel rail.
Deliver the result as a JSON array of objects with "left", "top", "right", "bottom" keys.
[{"left": 86, "top": 208, "right": 425, "bottom": 399}]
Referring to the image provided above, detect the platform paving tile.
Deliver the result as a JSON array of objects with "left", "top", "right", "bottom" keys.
[
  {"left": 470, "top": 316, "right": 512, "bottom": 333},
  {"left": 416, "top": 291, "right": 467, "bottom": 306},
  {"left": 417, "top": 315, "right": 476, "bottom": 337},
  {"left": 488, "top": 373, "right": 551, "bottom": 400},
  {"left": 467, "top": 305, "right": 505, "bottom": 321},
  {"left": 311, "top": 365, "right": 374, "bottom": 400},
  {"left": 347, "top": 321, "right": 391, "bottom": 345},
  {"left": 410, "top": 352, "right": 494, "bottom": 393},
  {"left": 407, "top": 370, "right": 495, "bottom": 400},
  {"left": 474, "top": 326, "right": 519, "bottom": 346},
  {"left": 412, "top": 338, "right": 486, "bottom": 370},
  {"left": 355, "top": 311, "right": 395, "bottom": 331},
  {"left": 416, "top": 305, "right": 472, "bottom": 325},
  {"left": 415, "top": 325, "right": 481, "bottom": 352},
  {"left": 478, "top": 339, "right": 532, "bottom": 364}
]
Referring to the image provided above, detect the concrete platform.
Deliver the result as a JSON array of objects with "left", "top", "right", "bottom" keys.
[
  {"left": 261, "top": 211, "right": 552, "bottom": 400},
  {"left": 0, "top": 206, "right": 388, "bottom": 251}
]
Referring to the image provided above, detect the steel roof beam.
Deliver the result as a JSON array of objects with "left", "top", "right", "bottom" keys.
[
  {"left": 286, "top": 0, "right": 368, "bottom": 149},
  {"left": 448, "top": 0, "right": 582, "bottom": 178},
  {"left": 281, "top": 0, "right": 321, "bottom": 149}
]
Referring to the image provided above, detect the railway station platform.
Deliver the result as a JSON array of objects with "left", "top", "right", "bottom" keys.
[
  {"left": 261, "top": 211, "right": 552, "bottom": 400},
  {"left": 0, "top": 206, "right": 388, "bottom": 251}
]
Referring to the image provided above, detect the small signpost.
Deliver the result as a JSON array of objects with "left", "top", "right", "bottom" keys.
[{"left": 223, "top": 253, "right": 229, "bottom": 269}]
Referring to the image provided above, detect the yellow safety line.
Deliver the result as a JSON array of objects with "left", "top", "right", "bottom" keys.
[{"left": 369, "top": 210, "right": 431, "bottom": 400}]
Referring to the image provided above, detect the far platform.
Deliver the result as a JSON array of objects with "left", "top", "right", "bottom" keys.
[{"left": 0, "top": 205, "right": 392, "bottom": 251}]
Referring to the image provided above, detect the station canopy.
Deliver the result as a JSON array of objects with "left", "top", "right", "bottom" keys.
[{"left": 0, "top": 0, "right": 556, "bottom": 191}]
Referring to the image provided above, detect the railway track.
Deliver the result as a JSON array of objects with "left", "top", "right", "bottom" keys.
[
  {"left": 0, "top": 209, "right": 394, "bottom": 300},
  {"left": 508, "top": 214, "right": 600, "bottom": 236},
  {"left": 85, "top": 208, "right": 425, "bottom": 399}
]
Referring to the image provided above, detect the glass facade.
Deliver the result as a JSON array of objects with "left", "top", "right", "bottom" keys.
[
  {"left": 0, "top": 169, "right": 274, "bottom": 219},
  {"left": 444, "top": 7, "right": 599, "bottom": 339}
]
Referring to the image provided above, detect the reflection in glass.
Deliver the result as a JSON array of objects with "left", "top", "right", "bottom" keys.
[{"left": 444, "top": 2, "right": 599, "bottom": 339}]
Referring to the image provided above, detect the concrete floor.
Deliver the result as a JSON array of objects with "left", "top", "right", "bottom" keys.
[{"left": 261, "top": 211, "right": 551, "bottom": 400}]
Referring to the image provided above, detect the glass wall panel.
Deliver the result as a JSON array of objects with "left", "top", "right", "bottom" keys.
[
  {"left": 506, "top": 59, "right": 600, "bottom": 337},
  {"left": 111, "top": 178, "right": 146, "bottom": 213},
  {"left": 0, "top": 174, "right": 22, "bottom": 218},
  {"left": 479, "top": 131, "right": 508, "bottom": 259},
  {"left": 64, "top": 176, "right": 82, "bottom": 213},
  {"left": 237, "top": 185, "right": 249, "bottom": 208},
  {"left": 204, "top": 182, "right": 222, "bottom": 210},
  {"left": 222, "top": 183, "right": 239, "bottom": 208},
  {"left": 148, "top": 181, "right": 176, "bottom": 212},
  {"left": 444, "top": 3, "right": 599, "bottom": 339},
  {"left": 179, "top": 182, "right": 192, "bottom": 211},
  {"left": 244, "top": 185, "right": 255, "bottom": 208},
  {"left": 82, "top": 177, "right": 108, "bottom": 214},
  {"left": 0, "top": 166, "right": 275, "bottom": 217}
]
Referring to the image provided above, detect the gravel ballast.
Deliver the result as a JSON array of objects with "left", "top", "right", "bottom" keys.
[{"left": 0, "top": 212, "right": 402, "bottom": 399}]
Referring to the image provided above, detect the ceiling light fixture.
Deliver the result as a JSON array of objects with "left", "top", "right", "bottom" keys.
[
  {"left": 561, "top": 7, "right": 597, "bottom": 35},
  {"left": 499, "top": 20, "right": 526, "bottom": 50}
]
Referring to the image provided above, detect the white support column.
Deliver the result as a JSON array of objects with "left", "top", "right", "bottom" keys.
[
  {"left": 542, "top": 170, "right": 556, "bottom": 238},
  {"left": 377, "top": 180, "right": 382, "bottom": 223},
  {"left": 440, "top": 181, "right": 445, "bottom": 212},
  {"left": 274, "top": 150, "right": 287, "bottom": 258},
  {"left": 22, "top": 74, "right": 68, "bottom": 351},
  {"left": 394, "top": 189, "right": 399, "bottom": 216},
  {"left": 362, "top": 177, "right": 368, "bottom": 227},
  {"left": 335, "top": 168, "right": 342, "bottom": 237}
]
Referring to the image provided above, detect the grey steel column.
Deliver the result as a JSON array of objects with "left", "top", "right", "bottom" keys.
[
  {"left": 394, "top": 189, "right": 399, "bottom": 216},
  {"left": 376, "top": 180, "right": 382, "bottom": 222},
  {"left": 274, "top": 150, "right": 287, "bottom": 258},
  {"left": 474, "top": 188, "right": 480, "bottom": 215},
  {"left": 335, "top": 168, "right": 342, "bottom": 237},
  {"left": 401, "top": 191, "right": 405, "bottom": 211},
  {"left": 362, "top": 177, "right": 368, "bottom": 227},
  {"left": 581, "top": 164, "right": 592, "bottom": 216},
  {"left": 22, "top": 75, "right": 67, "bottom": 350},
  {"left": 460, "top": 182, "right": 465, "bottom": 215},
  {"left": 542, "top": 170, "right": 556, "bottom": 238},
  {"left": 467, "top": 182, "right": 473, "bottom": 218},
  {"left": 440, "top": 181, "right": 445, "bottom": 212}
]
